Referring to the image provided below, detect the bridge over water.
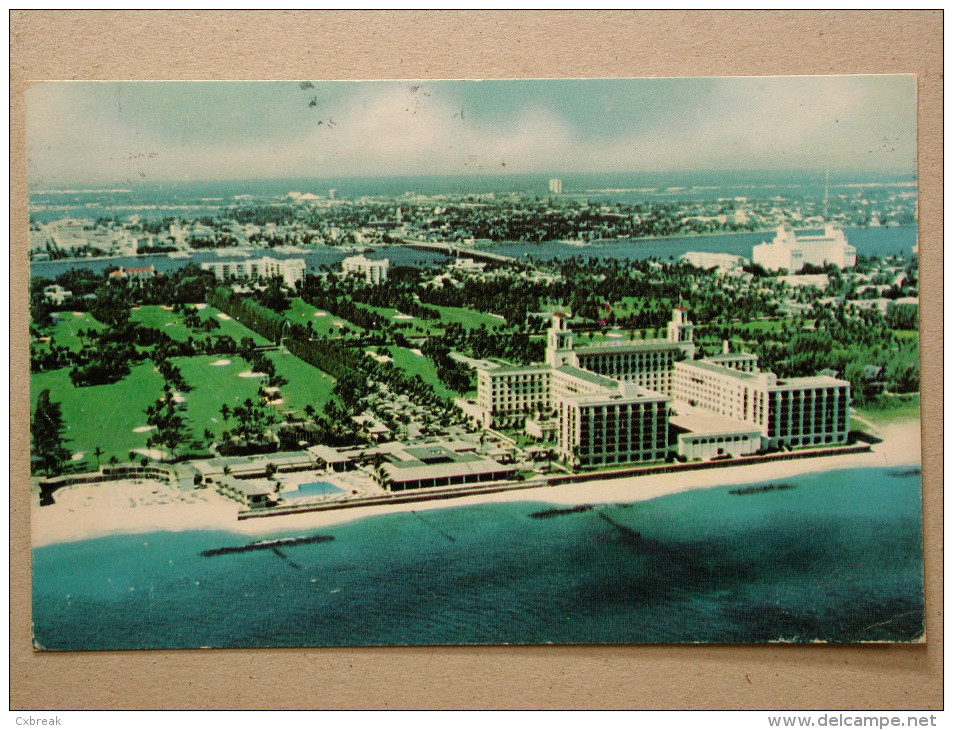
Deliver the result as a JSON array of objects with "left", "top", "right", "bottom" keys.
[{"left": 398, "top": 238, "right": 517, "bottom": 264}]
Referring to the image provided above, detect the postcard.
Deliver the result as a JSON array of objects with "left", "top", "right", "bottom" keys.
[{"left": 28, "top": 76, "right": 922, "bottom": 649}]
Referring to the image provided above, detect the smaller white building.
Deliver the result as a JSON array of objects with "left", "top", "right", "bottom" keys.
[
  {"left": 42, "top": 284, "right": 72, "bottom": 305},
  {"left": 681, "top": 251, "right": 747, "bottom": 272},
  {"left": 341, "top": 255, "right": 389, "bottom": 284}
]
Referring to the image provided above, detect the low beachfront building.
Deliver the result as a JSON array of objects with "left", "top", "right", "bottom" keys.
[
  {"left": 669, "top": 407, "right": 763, "bottom": 461},
  {"left": 377, "top": 443, "right": 515, "bottom": 491},
  {"left": 200, "top": 256, "right": 306, "bottom": 288},
  {"left": 341, "top": 254, "right": 389, "bottom": 284},
  {"left": 752, "top": 224, "right": 857, "bottom": 271}
]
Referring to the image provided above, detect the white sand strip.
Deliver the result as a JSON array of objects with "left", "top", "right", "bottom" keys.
[
  {"left": 210, "top": 359, "right": 231, "bottom": 366},
  {"left": 216, "top": 313, "right": 232, "bottom": 321},
  {"left": 31, "top": 422, "right": 921, "bottom": 548}
]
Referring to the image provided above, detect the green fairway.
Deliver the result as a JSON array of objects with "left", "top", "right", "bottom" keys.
[
  {"left": 382, "top": 345, "right": 461, "bottom": 400},
  {"left": 286, "top": 297, "right": 365, "bottom": 337},
  {"left": 264, "top": 350, "right": 336, "bottom": 415},
  {"left": 128, "top": 304, "right": 271, "bottom": 345},
  {"left": 42, "top": 311, "right": 107, "bottom": 352},
  {"left": 194, "top": 305, "right": 271, "bottom": 345},
  {"left": 733, "top": 319, "right": 788, "bottom": 335},
  {"left": 30, "top": 362, "right": 167, "bottom": 468},
  {"left": 170, "top": 355, "right": 268, "bottom": 441},
  {"left": 429, "top": 304, "right": 507, "bottom": 331},
  {"left": 354, "top": 302, "right": 506, "bottom": 337},
  {"left": 129, "top": 305, "right": 195, "bottom": 341}
]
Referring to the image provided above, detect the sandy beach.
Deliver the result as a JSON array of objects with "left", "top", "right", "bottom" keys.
[{"left": 31, "top": 421, "right": 921, "bottom": 548}]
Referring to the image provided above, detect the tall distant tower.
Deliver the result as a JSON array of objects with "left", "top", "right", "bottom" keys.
[
  {"left": 549, "top": 178, "right": 563, "bottom": 195},
  {"left": 667, "top": 307, "right": 696, "bottom": 360},
  {"left": 328, "top": 188, "right": 337, "bottom": 200},
  {"left": 545, "top": 315, "right": 575, "bottom": 367}
]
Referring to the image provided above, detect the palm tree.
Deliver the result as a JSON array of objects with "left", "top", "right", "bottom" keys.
[
  {"left": 93, "top": 446, "right": 103, "bottom": 470},
  {"left": 220, "top": 403, "right": 230, "bottom": 422}
]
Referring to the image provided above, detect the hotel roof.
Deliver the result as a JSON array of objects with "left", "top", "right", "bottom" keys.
[
  {"left": 575, "top": 338, "right": 680, "bottom": 355},
  {"left": 555, "top": 364, "right": 619, "bottom": 390}
]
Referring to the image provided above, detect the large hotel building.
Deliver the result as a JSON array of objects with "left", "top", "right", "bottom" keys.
[
  {"left": 475, "top": 309, "right": 850, "bottom": 467},
  {"left": 752, "top": 224, "right": 857, "bottom": 271}
]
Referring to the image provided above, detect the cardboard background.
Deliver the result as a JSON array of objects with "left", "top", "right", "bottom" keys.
[{"left": 9, "top": 10, "right": 942, "bottom": 710}]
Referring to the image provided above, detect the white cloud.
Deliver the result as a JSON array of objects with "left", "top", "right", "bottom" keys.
[{"left": 26, "top": 77, "right": 916, "bottom": 186}]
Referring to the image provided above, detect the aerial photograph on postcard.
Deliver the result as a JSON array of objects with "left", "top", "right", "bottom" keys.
[{"left": 27, "top": 77, "right": 922, "bottom": 649}]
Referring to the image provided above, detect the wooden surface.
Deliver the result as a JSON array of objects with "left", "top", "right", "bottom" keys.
[{"left": 9, "top": 10, "right": 943, "bottom": 710}]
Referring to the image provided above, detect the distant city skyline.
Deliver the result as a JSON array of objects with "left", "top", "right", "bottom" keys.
[{"left": 27, "top": 76, "right": 916, "bottom": 188}]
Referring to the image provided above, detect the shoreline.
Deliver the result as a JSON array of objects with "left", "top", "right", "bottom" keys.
[{"left": 31, "top": 420, "right": 922, "bottom": 549}]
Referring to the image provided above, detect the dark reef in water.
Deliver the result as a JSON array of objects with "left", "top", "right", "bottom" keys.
[
  {"left": 887, "top": 468, "right": 922, "bottom": 478},
  {"left": 729, "top": 483, "right": 796, "bottom": 496},
  {"left": 529, "top": 504, "right": 594, "bottom": 519},
  {"left": 200, "top": 534, "right": 334, "bottom": 557}
]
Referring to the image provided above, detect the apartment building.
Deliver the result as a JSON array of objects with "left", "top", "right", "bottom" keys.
[
  {"left": 200, "top": 256, "right": 306, "bottom": 288},
  {"left": 341, "top": 255, "right": 389, "bottom": 284}
]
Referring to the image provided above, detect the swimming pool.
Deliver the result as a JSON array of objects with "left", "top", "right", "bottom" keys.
[{"left": 288, "top": 481, "right": 345, "bottom": 498}]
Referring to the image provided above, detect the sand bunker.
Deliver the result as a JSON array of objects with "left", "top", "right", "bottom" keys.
[
  {"left": 193, "top": 303, "right": 207, "bottom": 310},
  {"left": 132, "top": 425, "right": 155, "bottom": 433},
  {"left": 133, "top": 448, "right": 167, "bottom": 460},
  {"left": 268, "top": 398, "right": 285, "bottom": 406},
  {"left": 410, "top": 348, "right": 423, "bottom": 356},
  {"left": 393, "top": 314, "right": 414, "bottom": 320},
  {"left": 73, "top": 312, "right": 85, "bottom": 317},
  {"left": 171, "top": 392, "right": 186, "bottom": 403},
  {"left": 70, "top": 452, "right": 85, "bottom": 461},
  {"left": 210, "top": 359, "right": 231, "bottom": 366},
  {"left": 216, "top": 313, "right": 232, "bottom": 321},
  {"left": 313, "top": 311, "right": 327, "bottom": 317},
  {"left": 238, "top": 371, "right": 265, "bottom": 378}
]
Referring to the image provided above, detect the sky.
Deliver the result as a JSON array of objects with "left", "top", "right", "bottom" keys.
[{"left": 26, "top": 76, "right": 917, "bottom": 188}]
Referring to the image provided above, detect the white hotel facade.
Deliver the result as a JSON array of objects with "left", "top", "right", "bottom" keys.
[
  {"left": 752, "top": 224, "right": 857, "bottom": 271},
  {"left": 475, "top": 309, "right": 850, "bottom": 467}
]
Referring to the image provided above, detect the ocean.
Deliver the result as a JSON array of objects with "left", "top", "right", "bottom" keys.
[{"left": 31, "top": 466, "right": 924, "bottom": 650}]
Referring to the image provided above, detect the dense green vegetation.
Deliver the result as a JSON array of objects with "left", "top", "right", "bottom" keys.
[{"left": 29, "top": 242, "right": 921, "bottom": 475}]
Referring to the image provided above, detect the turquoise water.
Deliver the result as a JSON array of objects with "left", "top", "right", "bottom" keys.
[
  {"left": 31, "top": 466, "right": 924, "bottom": 650},
  {"left": 291, "top": 482, "right": 344, "bottom": 498}
]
